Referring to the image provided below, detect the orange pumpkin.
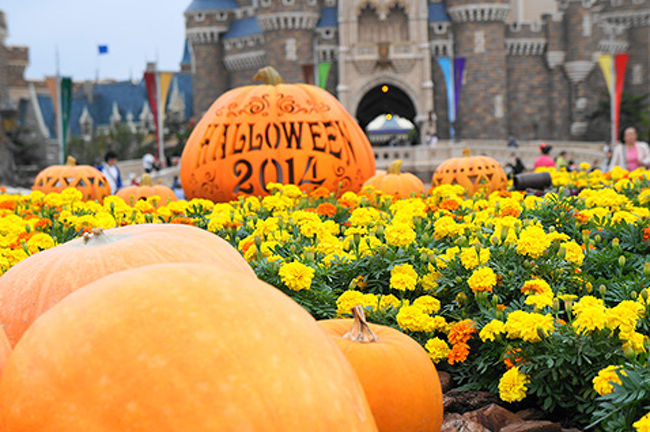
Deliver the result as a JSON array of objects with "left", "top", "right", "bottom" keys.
[
  {"left": 0, "top": 327, "right": 10, "bottom": 377},
  {"left": 32, "top": 156, "right": 111, "bottom": 201},
  {"left": 319, "top": 306, "right": 443, "bottom": 432},
  {"left": 0, "top": 264, "right": 378, "bottom": 431},
  {"left": 180, "top": 66, "right": 376, "bottom": 202},
  {"left": 363, "top": 160, "right": 425, "bottom": 196},
  {"left": 0, "top": 223, "right": 254, "bottom": 346},
  {"left": 116, "top": 174, "right": 177, "bottom": 206},
  {"left": 432, "top": 148, "right": 507, "bottom": 195}
]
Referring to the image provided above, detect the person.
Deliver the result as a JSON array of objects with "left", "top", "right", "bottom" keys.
[
  {"left": 99, "top": 150, "right": 123, "bottom": 194},
  {"left": 555, "top": 151, "right": 568, "bottom": 170},
  {"left": 507, "top": 136, "right": 519, "bottom": 148},
  {"left": 608, "top": 126, "right": 650, "bottom": 171},
  {"left": 533, "top": 143, "right": 556, "bottom": 169},
  {"left": 142, "top": 153, "right": 155, "bottom": 173},
  {"left": 505, "top": 152, "right": 525, "bottom": 177},
  {"left": 171, "top": 176, "right": 185, "bottom": 200}
]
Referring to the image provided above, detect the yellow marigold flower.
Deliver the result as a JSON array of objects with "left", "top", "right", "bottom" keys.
[
  {"left": 349, "top": 207, "right": 381, "bottom": 227},
  {"left": 572, "top": 296, "right": 607, "bottom": 335},
  {"left": 425, "top": 337, "right": 450, "bottom": 363},
  {"left": 282, "top": 184, "right": 303, "bottom": 198},
  {"left": 633, "top": 412, "right": 650, "bottom": 432},
  {"left": 479, "top": 319, "right": 505, "bottom": 342},
  {"left": 546, "top": 231, "right": 570, "bottom": 243},
  {"left": 431, "top": 316, "right": 450, "bottom": 333},
  {"left": 412, "top": 295, "right": 441, "bottom": 314},
  {"left": 579, "top": 162, "right": 591, "bottom": 171},
  {"left": 460, "top": 247, "right": 490, "bottom": 270},
  {"left": 525, "top": 293, "right": 554, "bottom": 310},
  {"left": 25, "top": 233, "right": 55, "bottom": 255},
  {"left": 516, "top": 225, "right": 551, "bottom": 258},
  {"left": 396, "top": 305, "right": 435, "bottom": 332},
  {"left": 499, "top": 367, "right": 530, "bottom": 403},
  {"left": 592, "top": 365, "right": 625, "bottom": 396},
  {"left": 278, "top": 261, "right": 315, "bottom": 291},
  {"left": 606, "top": 300, "right": 644, "bottom": 334},
  {"left": 378, "top": 294, "right": 401, "bottom": 311},
  {"left": 433, "top": 215, "right": 464, "bottom": 239},
  {"left": 61, "top": 187, "right": 83, "bottom": 204},
  {"left": 390, "top": 263, "right": 418, "bottom": 291},
  {"left": 421, "top": 270, "right": 441, "bottom": 291},
  {"left": 467, "top": 266, "right": 497, "bottom": 293},
  {"left": 612, "top": 211, "right": 638, "bottom": 224},
  {"left": 621, "top": 331, "right": 647, "bottom": 354},
  {"left": 560, "top": 240, "right": 584, "bottom": 265},
  {"left": 261, "top": 194, "right": 293, "bottom": 212},
  {"left": 505, "top": 310, "right": 554, "bottom": 342},
  {"left": 384, "top": 222, "right": 416, "bottom": 248},
  {"left": 94, "top": 212, "right": 117, "bottom": 229},
  {"left": 521, "top": 278, "right": 552, "bottom": 295},
  {"left": 335, "top": 290, "right": 375, "bottom": 316}
]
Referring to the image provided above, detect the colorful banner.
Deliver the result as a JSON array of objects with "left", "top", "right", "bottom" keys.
[
  {"left": 159, "top": 72, "right": 174, "bottom": 120},
  {"left": 60, "top": 77, "right": 72, "bottom": 162},
  {"left": 597, "top": 54, "right": 614, "bottom": 94},
  {"left": 436, "top": 57, "right": 455, "bottom": 127},
  {"left": 614, "top": 53, "right": 629, "bottom": 136},
  {"left": 45, "top": 77, "right": 58, "bottom": 116},
  {"left": 453, "top": 57, "right": 466, "bottom": 120},
  {"left": 143, "top": 71, "right": 159, "bottom": 156},
  {"left": 318, "top": 62, "right": 332, "bottom": 89}
]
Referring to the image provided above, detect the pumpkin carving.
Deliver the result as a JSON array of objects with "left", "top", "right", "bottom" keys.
[
  {"left": 0, "top": 264, "right": 378, "bottom": 431},
  {"left": 432, "top": 148, "right": 507, "bottom": 196},
  {"left": 116, "top": 174, "right": 177, "bottom": 206},
  {"left": 0, "top": 223, "right": 254, "bottom": 346},
  {"left": 319, "top": 306, "right": 444, "bottom": 432},
  {"left": 363, "top": 160, "right": 425, "bottom": 196},
  {"left": 180, "top": 66, "right": 376, "bottom": 202},
  {"left": 32, "top": 156, "right": 111, "bottom": 201}
]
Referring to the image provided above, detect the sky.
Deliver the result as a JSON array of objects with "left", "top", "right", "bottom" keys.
[{"left": 0, "top": 1, "right": 188, "bottom": 82}]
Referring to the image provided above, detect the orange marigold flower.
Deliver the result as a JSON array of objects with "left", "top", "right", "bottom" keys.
[
  {"left": 0, "top": 200, "right": 16, "bottom": 210},
  {"left": 501, "top": 208, "right": 520, "bottom": 218},
  {"left": 311, "top": 186, "right": 330, "bottom": 199},
  {"left": 448, "top": 319, "right": 477, "bottom": 345},
  {"left": 34, "top": 218, "right": 52, "bottom": 230},
  {"left": 504, "top": 347, "right": 524, "bottom": 369},
  {"left": 574, "top": 211, "right": 588, "bottom": 224},
  {"left": 447, "top": 343, "right": 470, "bottom": 365},
  {"left": 316, "top": 202, "right": 338, "bottom": 217},
  {"left": 170, "top": 216, "right": 193, "bottom": 225},
  {"left": 439, "top": 199, "right": 460, "bottom": 211},
  {"left": 498, "top": 191, "right": 512, "bottom": 198},
  {"left": 643, "top": 227, "right": 650, "bottom": 242}
]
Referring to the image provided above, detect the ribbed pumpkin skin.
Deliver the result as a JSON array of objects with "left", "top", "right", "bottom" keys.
[
  {"left": 432, "top": 155, "right": 507, "bottom": 196},
  {"left": 319, "top": 318, "right": 444, "bottom": 432},
  {"left": 116, "top": 184, "right": 177, "bottom": 207},
  {"left": 0, "top": 327, "right": 10, "bottom": 376},
  {"left": 0, "top": 224, "right": 254, "bottom": 346},
  {"left": 0, "top": 264, "right": 378, "bottom": 432},
  {"left": 363, "top": 171, "right": 425, "bottom": 196}
]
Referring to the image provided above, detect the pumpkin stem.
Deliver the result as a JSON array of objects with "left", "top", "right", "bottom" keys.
[
  {"left": 82, "top": 228, "right": 105, "bottom": 245},
  {"left": 65, "top": 156, "right": 77, "bottom": 166},
  {"left": 462, "top": 147, "right": 471, "bottom": 157},
  {"left": 387, "top": 159, "right": 403, "bottom": 175},
  {"left": 253, "top": 66, "right": 284, "bottom": 85},
  {"left": 342, "top": 306, "right": 379, "bottom": 343},
  {"left": 140, "top": 174, "right": 153, "bottom": 186}
]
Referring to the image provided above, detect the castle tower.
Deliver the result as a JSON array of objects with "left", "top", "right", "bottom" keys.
[
  {"left": 184, "top": 0, "right": 237, "bottom": 115},
  {"left": 447, "top": 0, "right": 511, "bottom": 139},
  {"left": 256, "top": 0, "right": 321, "bottom": 83}
]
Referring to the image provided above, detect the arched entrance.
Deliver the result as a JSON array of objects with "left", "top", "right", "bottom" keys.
[{"left": 355, "top": 83, "right": 417, "bottom": 132}]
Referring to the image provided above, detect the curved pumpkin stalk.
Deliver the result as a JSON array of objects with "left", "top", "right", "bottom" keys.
[
  {"left": 253, "top": 66, "right": 284, "bottom": 85},
  {"left": 140, "top": 174, "right": 153, "bottom": 186},
  {"left": 343, "top": 305, "right": 379, "bottom": 343},
  {"left": 66, "top": 156, "right": 77, "bottom": 166},
  {"left": 387, "top": 159, "right": 403, "bottom": 175}
]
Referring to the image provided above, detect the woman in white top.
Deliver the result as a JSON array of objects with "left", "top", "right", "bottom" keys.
[{"left": 609, "top": 127, "right": 650, "bottom": 171}]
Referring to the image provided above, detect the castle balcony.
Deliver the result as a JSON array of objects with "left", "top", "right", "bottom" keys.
[
  {"left": 447, "top": 3, "right": 511, "bottom": 23},
  {"left": 598, "top": 38, "right": 629, "bottom": 54},
  {"left": 505, "top": 38, "right": 547, "bottom": 56},
  {"left": 257, "top": 12, "right": 320, "bottom": 31},
  {"left": 186, "top": 25, "right": 229, "bottom": 44},
  {"left": 350, "top": 42, "right": 419, "bottom": 74},
  {"left": 600, "top": 9, "right": 650, "bottom": 27}
]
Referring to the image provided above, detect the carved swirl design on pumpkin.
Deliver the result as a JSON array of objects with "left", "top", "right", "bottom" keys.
[
  {"left": 334, "top": 166, "right": 346, "bottom": 178},
  {"left": 339, "top": 176, "right": 352, "bottom": 190},
  {"left": 226, "top": 94, "right": 270, "bottom": 117},
  {"left": 276, "top": 93, "right": 331, "bottom": 116}
]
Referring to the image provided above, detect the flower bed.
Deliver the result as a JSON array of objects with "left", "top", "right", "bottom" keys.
[{"left": 1, "top": 165, "right": 650, "bottom": 431}]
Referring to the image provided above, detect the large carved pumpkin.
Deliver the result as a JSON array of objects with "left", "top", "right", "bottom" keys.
[
  {"left": 116, "top": 174, "right": 177, "bottom": 207},
  {"left": 180, "top": 66, "right": 376, "bottom": 202},
  {"left": 32, "top": 156, "right": 111, "bottom": 201},
  {"left": 432, "top": 148, "right": 507, "bottom": 196},
  {"left": 0, "top": 327, "right": 10, "bottom": 377},
  {"left": 363, "top": 160, "right": 425, "bottom": 197},
  {"left": 0, "top": 223, "right": 254, "bottom": 346},
  {"left": 0, "top": 264, "right": 378, "bottom": 431},
  {"left": 319, "top": 306, "right": 444, "bottom": 432}
]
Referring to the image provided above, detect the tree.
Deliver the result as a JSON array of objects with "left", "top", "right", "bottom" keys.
[{"left": 587, "top": 92, "right": 650, "bottom": 142}]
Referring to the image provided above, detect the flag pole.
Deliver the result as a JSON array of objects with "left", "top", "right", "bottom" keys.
[
  {"left": 56, "top": 46, "right": 64, "bottom": 164},
  {"left": 610, "top": 60, "right": 616, "bottom": 147}
]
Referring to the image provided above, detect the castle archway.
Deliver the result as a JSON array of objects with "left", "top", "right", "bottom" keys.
[{"left": 355, "top": 83, "right": 417, "bottom": 132}]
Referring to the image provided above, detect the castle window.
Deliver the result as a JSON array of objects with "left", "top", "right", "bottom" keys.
[
  {"left": 474, "top": 31, "right": 485, "bottom": 54},
  {"left": 433, "top": 23, "right": 447, "bottom": 35},
  {"left": 358, "top": 4, "right": 380, "bottom": 43},
  {"left": 633, "top": 64, "right": 643, "bottom": 85},
  {"left": 385, "top": 4, "right": 409, "bottom": 42},
  {"left": 217, "top": 12, "right": 228, "bottom": 21},
  {"left": 285, "top": 38, "right": 297, "bottom": 60},
  {"left": 260, "top": 0, "right": 271, "bottom": 7},
  {"left": 282, "top": 0, "right": 295, "bottom": 5},
  {"left": 195, "top": 12, "right": 205, "bottom": 22},
  {"left": 321, "top": 28, "right": 335, "bottom": 40}
]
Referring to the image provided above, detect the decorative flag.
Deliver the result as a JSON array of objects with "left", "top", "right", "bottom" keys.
[
  {"left": 98, "top": 45, "right": 108, "bottom": 55},
  {"left": 318, "top": 62, "right": 332, "bottom": 89},
  {"left": 436, "top": 57, "right": 455, "bottom": 132},
  {"left": 453, "top": 57, "right": 466, "bottom": 121},
  {"left": 597, "top": 54, "right": 613, "bottom": 94},
  {"left": 45, "top": 77, "right": 58, "bottom": 116},
  {"left": 159, "top": 72, "right": 174, "bottom": 121},
  {"left": 60, "top": 77, "right": 72, "bottom": 162},
  {"left": 143, "top": 71, "right": 159, "bottom": 154},
  {"left": 614, "top": 53, "right": 629, "bottom": 136}
]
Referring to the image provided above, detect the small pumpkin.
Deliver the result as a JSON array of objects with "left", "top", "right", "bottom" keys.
[
  {"left": 116, "top": 174, "right": 177, "bottom": 206},
  {"left": 180, "top": 66, "right": 376, "bottom": 202},
  {"left": 32, "top": 156, "right": 111, "bottom": 201},
  {"left": 362, "top": 160, "right": 425, "bottom": 196},
  {"left": 319, "top": 306, "right": 444, "bottom": 432},
  {"left": 0, "top": 264, "right": 378, "bottom": 431},
  {"left": 432, "top": 148, "right": 507, "bottom": 195},
  {"left": 0, "top": 223, "right": 254, "bottom": 346}
]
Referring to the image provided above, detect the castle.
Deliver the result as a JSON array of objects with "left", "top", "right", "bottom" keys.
[{"left": 184, "top": 0, "right": 650, "bottom": 141}]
